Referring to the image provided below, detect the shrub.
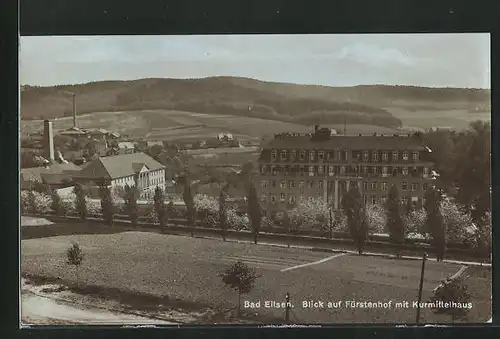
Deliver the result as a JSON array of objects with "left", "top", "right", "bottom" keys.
[
  {"left": 20, "top": 191, "right": 30, "bottom": 214},
  {"left": 288, "top": 197, "right": 330, "bottom": 232},
  {"left": 429, "top": 277, "right": 472, "bottom": 322},
  {"left": 366, "top": 203, "right": 386, "bottom": 234},
  {"left": 440, "top": 198, "right": 473, "bottom": 243},
  {"left": 227, "top": 209, "right": 250, "bottom": 231},
  {"left": 85, "top": 198, "right": 101, "bottom": 216}
]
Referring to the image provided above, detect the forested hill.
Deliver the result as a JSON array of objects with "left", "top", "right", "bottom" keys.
[{"left": 20, "top": 77, "right": 491, "bottom": 129}]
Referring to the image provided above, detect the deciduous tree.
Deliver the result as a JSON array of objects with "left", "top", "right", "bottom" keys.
[
  {"left": 66, "top": 242, "right": 84, "bottom": 287},
  {"left": 220, "top": 260, "right": 260, "bottom": 317}
]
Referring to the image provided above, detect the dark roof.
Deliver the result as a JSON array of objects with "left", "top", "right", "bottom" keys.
[
  {"left": 20, "top": 163, "right": 82, "bottom": 183},
  {"left": 263, "top": 134, "right": 427, "bottom": 151},
  {"left": 74, "top": 152, "right": 166, "bottom": 180}
]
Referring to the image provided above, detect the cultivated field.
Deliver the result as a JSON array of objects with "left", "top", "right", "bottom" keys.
[
  {"left": 386, "top": 107, "right": 491, "bottom": 131},
  {"left": 20, "top": 110, "right": 313, "bottom": 143},
  {"left": 21, "top": 230, "right": 491, "bottom": 324}
]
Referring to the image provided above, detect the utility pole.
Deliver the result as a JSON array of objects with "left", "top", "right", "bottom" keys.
[
  {"left": 285, "top": 292, "right": 290, "bottom": 323},
  {"left": 416, "top": 252, "right": 428, "bottom": 325}
]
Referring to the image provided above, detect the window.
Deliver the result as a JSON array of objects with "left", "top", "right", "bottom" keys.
[
  {"left": 281, "top": 150, "right": 288, "bottom": 161},
  {"left": 288, "top": 180, "right": 296, "bottom": 189},
  {"left": 372, "top": 152, "right": 378, "bottom": 162},
  {"left": 371, "top": 182, "right": 377, "bottom": 190},
  {"left": 363, "top": 182, "right": 368, "bottom": 191},
  {"left": 288, "top": 195, "right": 296, "bottom": 205},
  {"left": 299, "top": 150, "right": 306, "bottom": 161},
  {"left": 271, "top": 150, "right": 277, "bottom": 161},
  {"left": 402, "top": 167, "right": 408, "bottom": 176},
  {"left": 299, "top": 180, "right": 305, "bottom": 189},
  {"left": 308, "top": 181, "right": 314, "bottom": 189},
  {"left": 381, "top": 182, "right": 388, "bottom": 191},
  {"left": 280, "top": 180, "right": 286, "bottom": 189},
  {"left": 309, "top": 165, "right": 314, "bottom": 176},
  {"left": 318, "top": 151, "right": 324, "bottom": 161},
  {"left": 309, "top": 151, "right": 315, "bottom": 161},
  {"left": 271, "top": 195, "right": 277, "bottom": 203},
  {"left": 327, "top": 151, "right": 334, "bottom": 160},
  {"left": 402, "top": 151, "right": 409, "bottom": 161},
  {"left": 402, "top": 196, "right": 408, "bottom": 205},
  {"left": 412, "top": 151, "right": 419, "bottom": 161},
  {"left": 260, "top": 180, "right": 268, "bottom": 189},
  {"left": 372, "top": 166, "right": 378, "bottom": 175},
  {"left": 402, "top": 181, "right": 408, "bottom": 191},
  {"left": 371, "top": 195, "right": 377, "bottom": 205},
  {"left": 260, "top": 194, "right": 267, "bottom": 202},
  {"left": 363, "top": 166, "right": 369, "bottom": 175},
  {"left": 423, "top": 167, "right": 429, "bottom": 178},
  {"left": 280, "top": 193, "right": 286, "bottom": 201},
  {"left": 382, "top": 151, "right": 388, "bottom": 161},
  {"left": 290, "top": 150, "right": 297, "bottom": 161},
  {"left": 318, "top": 181, "right": 324, "bottom": 189},
  {"left": 328, "top": 165, "right": 334, "bottom": 176},
  {"left": 299, "top": 166, "right": 305, "bottom": 176},
  {"left": 382, "top": 166, "right": 388, "bottom": 177},
  {"left": 340, "top": 166, "right": 346, "bottom": 174},
  {"left": 363, "top": 195, "right": 368, "bottom": 204},
  {"left": 381, "top": 196, "right": 388, "bottom": 204},
  {"left": 423, "top": 183, "right": 429, "bottom": 191},
  {"left": 412, "top": 183, "right": 419, "bottom": 191},
  {"left": 392, "top": 151, "right": 398, "bottom": 161},
  {"left": 363, "top": 151, "right": 369, "bottom": 162},
  {"left": 271, "top": 180, "right": 276, "bottom": 188}
]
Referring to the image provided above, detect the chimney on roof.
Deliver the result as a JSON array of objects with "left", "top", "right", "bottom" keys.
[
  {"left": 314, "top": 125, "right": 319, "bottom": 133},
  {"left": 43, "top": 120, "right": 55, "bottom": 162}
]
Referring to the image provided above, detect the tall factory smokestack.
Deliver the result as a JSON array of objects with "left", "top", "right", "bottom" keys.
[
  {"left": 43, "top": 120, "right": 55, "bottom": 162},
  {"left": 72, "top": 93, "right": 77, "bottom": 128}
]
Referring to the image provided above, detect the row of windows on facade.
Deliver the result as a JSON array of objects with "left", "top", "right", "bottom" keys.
[
  {"left": 115, "top": 174, "right": 164, "bottom": 187},
  {"left": 260, "top": 179, "right": 428, "bottom": 192},
  {"left": 262, "top": 193, "right": 422, "bottom": 206},
  {"left": 260, "top": 164, "right": 430, "bottom": 177},
  {"left": 268, "top": 149, "right": 420, "bottom": 162}
]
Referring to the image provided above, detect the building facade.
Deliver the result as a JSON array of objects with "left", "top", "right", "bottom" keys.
[
  {"left": 72, "top": 152, "right": 167, "bottom": 200},
  {"left": 257, "top": 128, "right": 435, "bottom": 216}
]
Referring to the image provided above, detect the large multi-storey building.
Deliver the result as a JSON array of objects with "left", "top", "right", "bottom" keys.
[{"left": 257, "top": 126, "right": 435, "bottom": 216}]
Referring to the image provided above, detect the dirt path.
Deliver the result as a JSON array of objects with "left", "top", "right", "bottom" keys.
[{"left": 21, "top": 279, "right": 176, "bottom": 325}]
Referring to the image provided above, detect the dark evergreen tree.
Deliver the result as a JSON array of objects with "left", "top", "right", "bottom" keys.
[
  {"left": 124, "top": 184, "right": 140, "bottom": 226},
  {"left": 424, "top": 187, "right": 446, "bottom": 261},
  {"left": 385, "top": 185, "right": 406, "bottom": 257},
  {"left": 99, "top": 183, "right": 115, "bottom": 226},
  {"left": 153, "top": 186, "right": 168, "bottom": 229},
  {"left": 50, "top": 187, "right": 64, "bottom": 216},
  {"left": 182, "top": 176, "right": 196, "bottom": 237},
  {"left": 73, "top": 183, "right": 88, "bottom": 221},
  {"left": 219, "top": 189, "right": 228, "bottom": 241},
  {"left": 341, "top": 186, "right": 368, "bottom": 255},
  {"left": 247, "top": 183, "right": 262, "bottom": 244}
]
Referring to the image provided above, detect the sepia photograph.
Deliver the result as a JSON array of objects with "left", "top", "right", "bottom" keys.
[{"left": 19, "top": 34, "right": 491, "bottom": 325}]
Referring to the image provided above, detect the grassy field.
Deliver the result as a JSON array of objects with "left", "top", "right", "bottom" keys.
[{"left": 21, "top": 229, "right": 491, "bottom": 324}]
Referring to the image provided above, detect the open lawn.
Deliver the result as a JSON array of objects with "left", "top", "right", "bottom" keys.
[{"left": 21, "top": 229, "right": 491, "bottom": 324}]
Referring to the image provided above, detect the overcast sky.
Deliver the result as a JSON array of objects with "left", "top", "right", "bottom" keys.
[{"left": 20, "top": 34, "right": 490, "bottom": 88}]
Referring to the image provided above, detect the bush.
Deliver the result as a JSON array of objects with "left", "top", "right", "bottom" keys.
[
  {"left": 288, "top": 197, "right": 330, "bottom": 232},
  {"left": 227, "top": 209, "right": 250, "bottom": 231},
  {"left": 440, "top": 198, "right": 474, "bottom": 243},
  {"left": 366, "top": 204, "right": 386, "bottom": 234},
  {"left": 85, "top": 198, "right": 101, "bottom": 216}
]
